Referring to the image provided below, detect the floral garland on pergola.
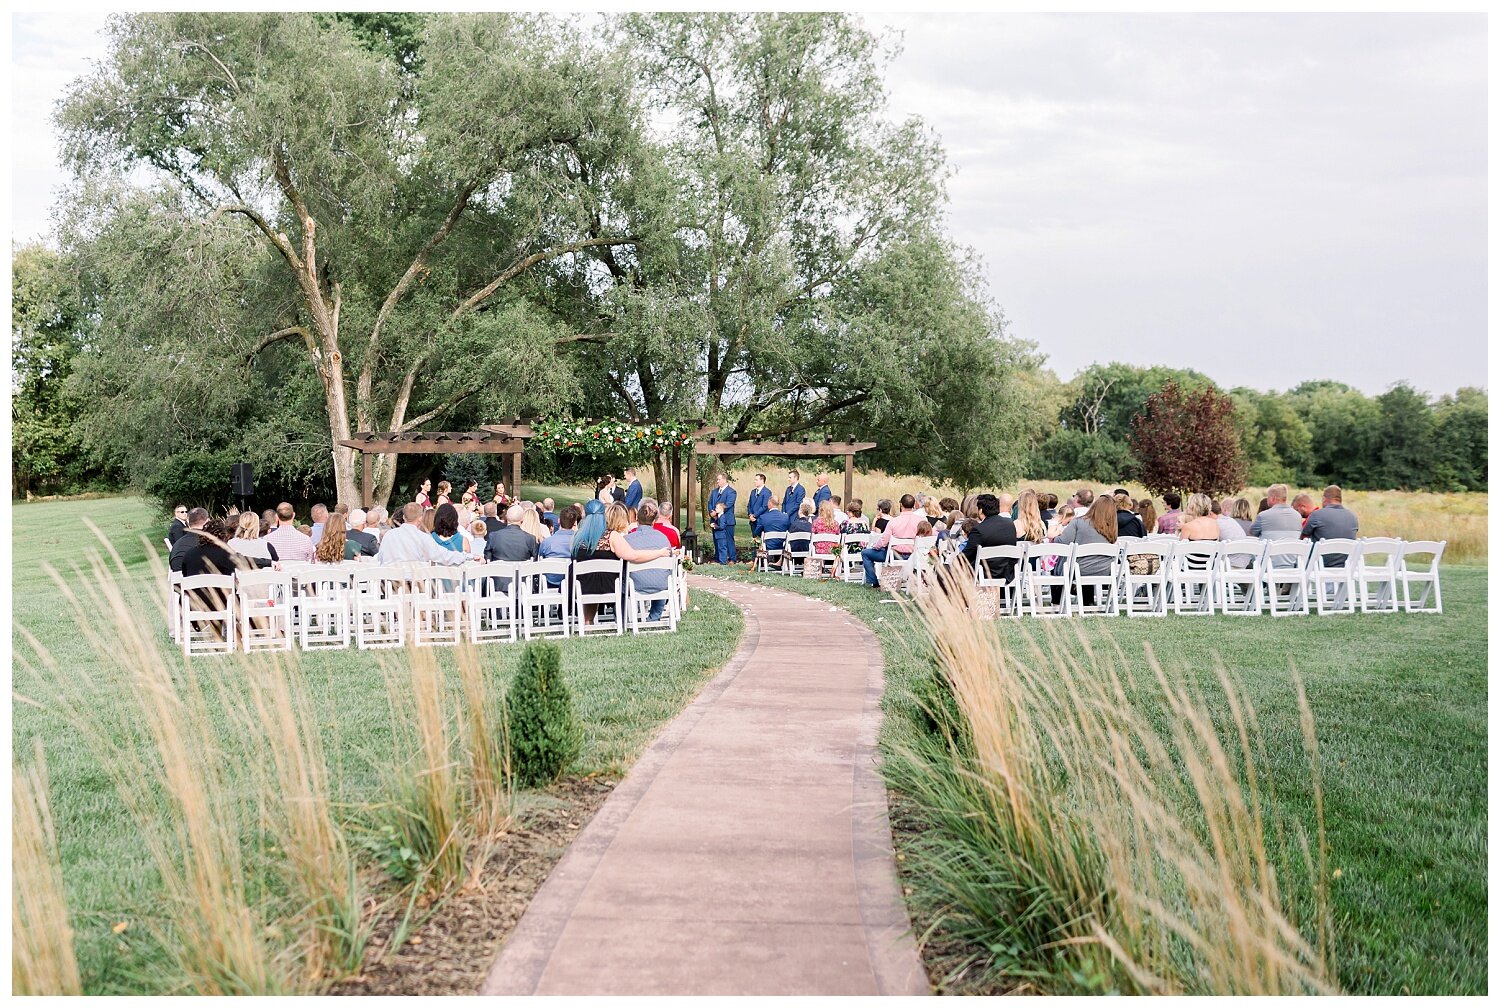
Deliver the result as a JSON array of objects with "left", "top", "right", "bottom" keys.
[{"left": 533, "top": 418, "right": 698, "bottom": 457}]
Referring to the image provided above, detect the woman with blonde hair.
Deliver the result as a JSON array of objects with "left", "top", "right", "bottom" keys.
[
  {"left": 923, "top": 497, "right": 946, "bottom": 534},
  {"left": 1230, "top": 497, "right": 1254, "bottom": 533},
  {"left": 315, "top": 512, "right": 359, "bottom": 562},
  {"left": 806, "top": 499, "right": 841, "bottom": 578},
  {"left": 519, "top": 506, "right": 548, "bottom": 545},
  {"left": 230, "top": 511, "right": 275, "bottom": 561},
  {"left": 575, "top": 503, "right": 672, "bottom": 627},
  {"left": 1179, "top": 493, "right": 1220, "bottom": 541},
  {"left": 435, "top": 480, "right": 453, "bottom": 507},
  {"left": 1014, "top": 489, "right": 1047, "bottom": 546}
]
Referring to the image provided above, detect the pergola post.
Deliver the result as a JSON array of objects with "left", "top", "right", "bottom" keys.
[
  {"left": 361, "top": 452, "right": 373, "bottom": 510},
  {"left": 843, "top": 453, "right": 854, "bottom": 510},
  {"left": 684, "top": 448, "right": 697, "bottom": 532},
  {"left": 670, "top": 444, "right": 681, "bottom": 526},
  {"left": 510, "top": 451, "right": 521, "bottom": 501}
]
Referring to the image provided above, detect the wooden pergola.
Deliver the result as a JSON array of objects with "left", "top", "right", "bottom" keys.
[
  {"left": 340, "top": 429, "right": 530, "bottom": 509},
  {"left": 682, "top": 437, "right": 877, "bottom": 536}
]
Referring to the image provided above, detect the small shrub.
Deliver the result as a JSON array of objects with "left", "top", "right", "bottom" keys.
[{"left": 505, "top": 642, "right": 582, "bottom": 787}]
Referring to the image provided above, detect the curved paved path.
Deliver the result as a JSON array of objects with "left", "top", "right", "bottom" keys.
[{"left": 481, "top": 576, "right": 928, "bottom": 996}]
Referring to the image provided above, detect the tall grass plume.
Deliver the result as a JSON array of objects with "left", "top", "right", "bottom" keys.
[{"left": 12, "top": 743, "right": 83, "bottom": 995}]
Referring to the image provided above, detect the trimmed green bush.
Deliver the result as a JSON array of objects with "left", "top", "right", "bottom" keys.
[{"left": 505, "top": 642, "right": 582, "bottom": 787}]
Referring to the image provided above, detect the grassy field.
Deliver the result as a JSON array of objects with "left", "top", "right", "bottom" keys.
[
  {"left": 697, "top": 564, "right": 1488, "bottom": 995},
  {"left": 11, "top": 496, "right": 744, "bottom": 994}
]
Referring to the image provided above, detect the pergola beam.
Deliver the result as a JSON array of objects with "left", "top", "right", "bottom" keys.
[{"left": 691, "top": 438, "right": 876, "bottom": 457}]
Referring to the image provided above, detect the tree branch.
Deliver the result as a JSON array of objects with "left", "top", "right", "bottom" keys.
[
  {"left": 244, "top": 326, "right": 312, "bottom": 365},
  {"left": 451, "top": 236, "right": 636, "bottom": 322},
  {"left": 209, "top": 204, "right": 302, "bottom": 271},
  {"left": 398, "top": 383, "right": 486, "bottom": 432}
]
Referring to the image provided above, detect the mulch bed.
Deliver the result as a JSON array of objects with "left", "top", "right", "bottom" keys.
[{"left": 330, "top": 775, "right": 615, "bottom": 996}]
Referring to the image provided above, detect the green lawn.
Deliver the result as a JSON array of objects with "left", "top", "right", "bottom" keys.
[
  {"left": 698, "top": 564, "right": 1488, "bottom": 996},
  {"left": 11, "top": 496, "right": 744, "bottom": 994}
]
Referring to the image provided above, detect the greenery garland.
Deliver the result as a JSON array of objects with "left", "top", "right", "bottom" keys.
[{"left": 533, "top": 418, "right": 697, "bottom": 458}]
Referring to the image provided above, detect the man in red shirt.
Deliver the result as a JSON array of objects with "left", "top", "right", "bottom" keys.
[{"left": 645, "top": 497, "right": 682, "bottom": 548}]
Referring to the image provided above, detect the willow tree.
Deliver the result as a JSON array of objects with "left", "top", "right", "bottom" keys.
[
  {"left": 547, "top": 13, "right": 1043, "bottom": 496},
  {"left": 58, "top": 12, "right": 641, "bottom": 506}
]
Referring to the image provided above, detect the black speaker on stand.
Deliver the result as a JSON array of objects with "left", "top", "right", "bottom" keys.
[{"left": 231, "top": 461, "right": 254, "bottom": 513}]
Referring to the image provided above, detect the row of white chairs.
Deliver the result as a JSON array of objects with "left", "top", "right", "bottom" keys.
[
  {"left": 955, "top": 536, "right": 1444, "bottom": 618},
  {"left": 168, "top": 556, "right": 689, "bottom": 656}
]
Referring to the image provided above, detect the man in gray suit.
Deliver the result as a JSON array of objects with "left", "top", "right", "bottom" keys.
[
  {"left": 486, "top": 504, "right": 539, "bottom": 563},
  {"left": 1251, "top": 483, "right": 1305, "bottom": 569}
]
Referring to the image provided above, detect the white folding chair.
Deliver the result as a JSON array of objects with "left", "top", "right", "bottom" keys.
[
  {"left": 236, "top": 568, "right": 294, "bottom": 652},
  {"left": 278, "top": 561, "right": 320, "bottom": 639},
  {"left": 295, "top": 565, "right": 353, "bottom": 650},
  {"left": 973, "top": 544, "right": 1026, "bottom": 618},
  {"left": 573, "top": 557, "right": 624, "bottom": 636},
  {"left": 755, "top": 536, "right": 785, "bottom": 574},
  {"left": 178, "top": 574, "right": 237, "bottom": 656},
  {"left": 1169, "top": 542, "right": 1221, "bottom": 615},
  {"left": 902, "top": 536, "right": 942, "bottom": 597},
  {"left": 625, "top": 556, "right": 679, "bottom": 633},
  {"left": 803, "top": 534, "right": 841, "bottom": 579},
  {"left": 1024, "top": 543, "right": 1073, "bottom": 617},
  {"left": 837, "top": 533, "right": 870, "bottom": 583},
  {"left": 520, "top": 558, "right": 572, "bottom": 639},
  {"left": 873, "top": 536, "right": 916, "bottom": 588},
  {"left": 467, "top": 561, "right": 518, "bottom": 644},
  {"left": 780, "top": 532, "right": 812, "bottom": 575},
  {"left": 1218, "top": 539, "right": 1267, "bottom": 616},
  {"left": 1309, "top": 538, "right": 1359, "bottom": 615},
  {"left": 1262, "top": 540, "right": 1312, "bottom": 617},
  {"left": 1396, "top": 540, "right": 1446, "bottom": 614},
  {"left": 411, "top": 565, "right": 463, "bottom": 646},
  {"left": 1354, "top": 537, "right": 1403, "bottom": 614},
  {"left": 166, "top": 570, "right": 184, "bottom": 640},
  {"left": 350, "top": 567, "right": 407, "bottom": 649},
  {"left": 1069, "top": 543, "right": 1123, "bottom": 616},
  {"left": 1122, "top": 540, "right": 1173, "bottom": 617}
]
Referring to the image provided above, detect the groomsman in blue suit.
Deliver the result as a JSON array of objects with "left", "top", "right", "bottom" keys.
[
  {"left": 708, "top": 471, "right": 738, "bottom": 564},
  {"left": 623, "top": 467, "right": 643, "bottom": 510},
  {"left": 782, "top": 469, "right": 806, "bottom": 516},
  {"left": 746, "top": 473, "right": 771, "bottom": 537},
  {"left": 812, "top": 473, "right": 832, "bottom": 513}
]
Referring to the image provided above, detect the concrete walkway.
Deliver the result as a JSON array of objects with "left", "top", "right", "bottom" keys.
[{"left": 481, "top": 576, "right": 929, "bottom": 996}]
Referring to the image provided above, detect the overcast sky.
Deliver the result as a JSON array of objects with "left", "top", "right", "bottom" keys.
[{"left": 11, "top": 11, "right": 1488, "bottom": 397}]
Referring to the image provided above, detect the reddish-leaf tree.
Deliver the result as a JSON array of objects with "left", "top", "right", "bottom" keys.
[{"left": 1129, "top": 380, "right": 1248, "bottom": 496}]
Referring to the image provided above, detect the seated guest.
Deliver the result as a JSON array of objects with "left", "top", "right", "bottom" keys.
[
  {"left": 230, "top": 512, "right": 277, "bottom": 562},
  {"left": 420, "top": 508, "right": 437, "bottom": 534},
  {"left": 1040, "top": 492, "right": 1058, "bottom": 526},
  {"left": 1072, "top": 488, "right": 1094, "bottom": 516},
  {"left": 481, "top": 501, "right": 503, "bottom": 534},
  {"left": 315, "top": 512, "right": 362, "bottom": 562},
  {"left": 871, "top": 499, "right": 893, "bottom": 535},
  {"left": 787, "top": 501, "right": 815, "bottom": 555},
  {"left": 264, "top": 503, "right": 315, "bottom": 563},
  {"left": 830, "top": 495, "right": 848, "bottom": 527},
  {"left": 1115, "top": 493, "right": 1146, "bottom": 539},
  {"left": 540, "top": 498, "right": 559, "bottom": 532},
  {"left": 625, "top": 501, "right": 673, "bottom": 621},
  {"left": 577, "top": 503, "right": 673, "bottom": 627},
  {"left": 840, "top": 500, "right": 869, "bottom": 533},
  {"left": 960, "top": 493, "right": 1019, "bottom": 582},
  {"left": 861, "top": 494, "right": 925, "bottom": 588},
  {"left": 924, "top": 498, "right": 947, "bottom": 533},
  {"left": 1179, "top": 494, "right": 1220, "bottom": 541},
  {"left": 1213, "top": 499, "right": 1243, "bottom": 543},
  {"left": 308, "top": 503, "right": 329, "bottom": 548},
  {"left": 756, "top": 496, "right": 791, "bottom": 551},
  {"left": 646, "top": 499, "right": 681, "bottom": 548},
  {"left": 942, "top": 510, "right": 965, "bottom": 542},
  {"left": 365, "top": 506, "right": 388, "bottom": 539},
  {"left": 518, "top": 506, "right": 549, "bottom": 546},
  {"left": 260, "top": 508, "right": 278, "bottom": 535},
  {"left": 345, "top": 509, "right": 379, "bottom": 557},
  {"left": 1155, "top": 491, "right": 1183, "bottom": 535},
  {"left": 468, "top": 520, "right": 489, "bottom": 560},
  {"left": 1230, "top": 498, "right": 1255, "bottom": 534},
  {"left": 1052, "top": 492, "right": 1119, "bottom": 604},
  {"left": 1014, "top": 489, "right": 1047, "bottom": 551},
  {"left": 1301, "top": 484, "right": 1358, "bottom": 566},
  {"left": 486, "top": 504, "right": 540, "bottom": 563},
  {"left": 430, "top": 503, "right": 465, "bottom": 554},
  {"left": 168, "top": 504, "right": 190, "bottom": 545},
  {"left": 180, "top": 518, "right": 273, "bottom": 616},
  {"left": 995, "top": 492, "right": 1015, "bottom": 522},
  {"left": 540, "top": 504, "right": 581, "bottom": 587},
  {"left": 939, "top": 497, "right": 960, "bottom": 516},
  {"left": 1136, "top": 498, "right": 1157, "bottom": 535},
  {"left": 378, "top": 503, "right": 472, "bottom": 566},
  {"left": 1250, "top": 484, "right": 1302, "bottom": 544},
  {"left": 806, "top": 500, "right": 841, "bottom": 575},
  {"left": 169, "top": 508, "right": 212, "bottom": 572},
  {"left": 1292, "top": 492, "right": 1318, "bottom": 523},
  {"left": 1256, "top": 497, "right": 1271, "bottom": 515}
]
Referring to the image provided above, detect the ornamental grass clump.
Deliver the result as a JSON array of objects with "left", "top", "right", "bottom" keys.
[
  {"left": 894, "top": 568, "right": 1337, "bottom": 995},
  {"left": 12, "top": 745, "right": 82, "bottom": 996},
  {"left": 505, "top": 642, "right": 582, "bottom": 787}
]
